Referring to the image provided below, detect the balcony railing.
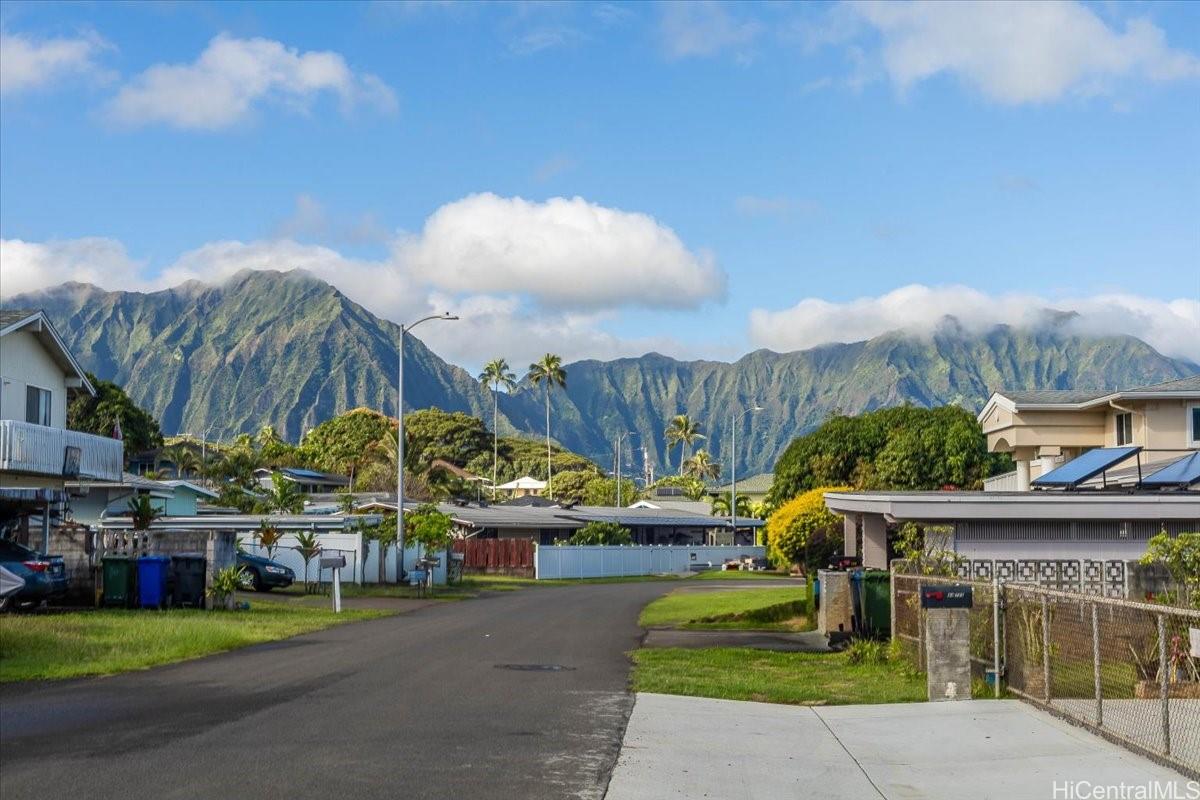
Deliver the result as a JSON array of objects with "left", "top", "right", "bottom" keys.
[{"left": 0, "top": 419, "right": 124, "bottom": 482}]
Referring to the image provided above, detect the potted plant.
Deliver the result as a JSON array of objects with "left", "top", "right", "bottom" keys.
[{"left": 208, "top": 564, "right": 245, "bottom": 611}]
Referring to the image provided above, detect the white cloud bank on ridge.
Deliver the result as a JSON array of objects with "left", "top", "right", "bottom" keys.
[
  {"left": 847, "top": 0, "right": 1200, "bottom": 103},
  {"left": 0, "top": 30, "right": 111, "bottom": 95},
  {"left": 749, "top": 284, "right": 1200, "bottom": 363},
  {"left": 398, "top": 193, "right": 724, "bottom": 310},
  {"left": 105, "top": 33, "right": 397, "bottom": 129}
]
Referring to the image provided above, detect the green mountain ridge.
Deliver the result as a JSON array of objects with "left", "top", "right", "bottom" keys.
[{"left": 9, "top": 269, "right": 1196, "bottom": 478}]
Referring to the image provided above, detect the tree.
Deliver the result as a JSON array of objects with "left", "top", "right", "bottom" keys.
[
  {"left": 1140, "top": 532, "right": 1200, "bottom": 609},
  {"left": 256, "top": 520, "right": 283, "bottom": 560},
  {"left": 266, "top": 472, "right": 303, "bottom": 514},
  {"left": 568, "top": 521, "right": 632, "bottom": 545},
  {"left": 405, "top": 502, "right": 453, "bottom": 563},
  {"left": 67, "top": 373, "right": 163, "bottom": 456},
  {"left": 768, "top": 405, "right": 1011, "bottom": 506},
  {"left": 400, "top": 408, "right": 493, "bottom": 473},
  {"left": 527, "top": 354, "right": 567, "bottom": 497},
  {"left": 372, "top": 513, "right": 398, "bottom": 584},
  {"left": 711, "top": 492, "right": 753, "bottom": 518},
  {"left": 169, "top": 446, "right": 201, "bottom": 479},
  {"left": 478, "top": 358, "right": 517, "bottom": 498},
  {"left": 337, "top": 490, "right": 356, "bottom": 515},
  {"left": 648, "top": 475, "right": 706, "bottom": 501},
  {"left": 255, "top": 425, "right": 298, "bottom": 464},
  {"left": 684, "top": 449, "right": 720, "bottom": 481},
  {"left": 581, "top": 476, "right": 642, "bottom": 507},
  {"left": 298, "top": 408, "right": 395, "bottom": 474},
  {"left": 293, "top": 530, "right": 321, "bottom": 590},
  {"left": 126, "top": 494, "right": 162, "bottom": 531},
  {"left": 765, "top": 486, "right": 851, "bottom": 574},
  {"left": 665, "top": 414, "right": 705, "bottom": 476}
]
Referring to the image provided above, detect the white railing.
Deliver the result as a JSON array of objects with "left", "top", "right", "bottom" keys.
[
  {"left": 534, "top": 544, "right": 767, "bottom": 580},
  {"left": 983, "top": 470, "right": 1018, "bottom": 491},
  {"left": 0, "top": 419, "right": 124, "bottom": 482}
]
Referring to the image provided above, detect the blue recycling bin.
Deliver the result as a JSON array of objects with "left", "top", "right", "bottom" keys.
[{"left": 137, "top": 556, "right": 171, "bottom": 609}]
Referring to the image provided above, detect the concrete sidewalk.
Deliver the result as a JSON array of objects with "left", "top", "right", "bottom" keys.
[{"left": 605, "top": 694, "right": 1193, "bottom": 800}]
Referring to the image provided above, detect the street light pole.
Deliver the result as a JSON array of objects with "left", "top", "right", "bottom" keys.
[
  {"left": 730, "top": 404, "right": 763, "bottom": 544},
  {"left": 396, "top": 313, "right": 458, "bottom": 579}
]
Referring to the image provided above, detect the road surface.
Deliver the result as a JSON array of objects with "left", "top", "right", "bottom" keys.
[{"left": 1, "top": 582, "right": 676, "bottom": 800}]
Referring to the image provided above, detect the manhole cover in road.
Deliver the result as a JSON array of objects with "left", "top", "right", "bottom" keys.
[{"left": 494, "top": 663, "right": 576, "bottom": 672}]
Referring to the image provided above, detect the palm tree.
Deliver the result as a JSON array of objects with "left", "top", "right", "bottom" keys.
[
  {"left": 127, "top": 494, "right": 163, "bottom": 531},
  {"left": 665, "top": 415, "right": 705, "bottom": 476},
  {"left": 527, "top": 354, "right": 567, "bottom": 497},
  {"left": 684, "top": 449, "right": 721, "bottom": 482},
  {"left": 267, "top": 472, "right": 303, "bottom": 514},
  {"left": 293, "top": 530, "right": 321, "bottom": 591},
  {"left": 711, "top": 492, "right": 752, "bottom": 518},
  {"left": 478, "top": 358, "right": 517, "bottom": 498},
  {"left": 173, "top": 448, "right": 201, "bottom": 479}
]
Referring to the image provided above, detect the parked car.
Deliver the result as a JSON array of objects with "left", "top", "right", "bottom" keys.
[
  {"left": 236, "top": 551, "right": 295, "bottom": 591},
  {"left": 0, "top": 539, "right": 68, "bottom": 608}
]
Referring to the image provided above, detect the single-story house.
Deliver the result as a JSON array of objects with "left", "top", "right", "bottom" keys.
[
  {"left": 495, "top": 476, "right": 547, "bottom": 498},
  {"left": 159, "top": 480, "right": 220, "bottom": 515},
  {"left": 255, "top": 467, "right": 350, "bottom": 494},
  {"left": 65, "top": 472, "right": 174, "bottom": 525}
]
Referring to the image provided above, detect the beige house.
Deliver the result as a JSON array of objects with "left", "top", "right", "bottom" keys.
[
  {"left": 495, "top": 476, "right": 547, "bottom": 498},
  {"left": 977, "top": 376, "right": 1200, "bottom": 491}
]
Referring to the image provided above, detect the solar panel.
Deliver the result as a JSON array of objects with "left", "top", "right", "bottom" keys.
[
  {"left": 1031, "top": 446, "right": 1141, "bottom": 488},
  {"left": 1140, "top": 452, "right": 1200, "bottom": 488}
]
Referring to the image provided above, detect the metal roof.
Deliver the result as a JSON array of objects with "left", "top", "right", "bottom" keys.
[
  {"left": 824, "top": 490, "right": 1200, "bottom": 522},
  {"left": 99, "top": 514, "right": 380, "bottom": 531}
]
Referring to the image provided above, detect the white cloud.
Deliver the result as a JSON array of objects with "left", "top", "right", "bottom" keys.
[
  {"left": 397, "top": 193, "right": 725, "bottom": 311},
  {"left": 0, "top": 238, "right": 143, "bottom": 295},
  {"left": 105, "top": 33, "right": 397, "bottom": 129},
  {"left": 848, "top": 0, "right": 1200, "bottom": 104},
  {"left": 749, "top": 284, "right": 1200, "bottom": 363},
  {"left": 508, "top": 26, "right": 586, "bottom": 56},
  {"left": 0, "top": 30, "right": 111, "bottom": 95},
  {"left": 660, "top": 1, "right": 762, "bottom": 59}
]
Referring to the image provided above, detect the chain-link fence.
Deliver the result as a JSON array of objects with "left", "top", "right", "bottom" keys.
[{"left": 892, "top": 573, "right": 1200, "bottom": 779}]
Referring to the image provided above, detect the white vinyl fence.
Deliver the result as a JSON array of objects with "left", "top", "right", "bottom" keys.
[
  {"left": 534, "top": 544, "right": 767, "bottom": 580},
  {"left": 239, "top": 531, "right": 447, "bottom": 585}
]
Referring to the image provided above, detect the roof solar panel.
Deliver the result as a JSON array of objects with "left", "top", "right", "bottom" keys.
[
  {"left": 1032, "top": 446, "right": 1141, "bottom": 488},
  {"left": 1140, "top": 452, "right": 1200, "bottom": 488}
]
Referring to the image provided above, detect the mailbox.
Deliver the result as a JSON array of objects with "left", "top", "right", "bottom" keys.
[
  {"left": 319, "top": 555, "right": 346, "bottom": 570},
  {"left": 920, "top": 584, "right": 973, "bottom": 609}
]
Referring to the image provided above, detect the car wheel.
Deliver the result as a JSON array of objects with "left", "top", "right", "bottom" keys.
[{"left": 240, "top": 569, "right": 263, "bottom": 592}]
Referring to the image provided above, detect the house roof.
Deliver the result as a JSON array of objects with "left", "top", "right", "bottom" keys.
[
  {"left": 67, "top": 472, "right": 173, "bottom": 497},
  {"left": 495, "top": 476, "right": 547, "bottom": 490},
  {"left": 256, "top": 467, "right": 350, "bottom": 485},
  {"left": 160, "top": 480, "right": 220, "bottom": 499},
  {"left": 98, "top": 513, "right": 381, "bottom": 531},
  {"left": 824, "top": 490, "right": 1199, "bottom": 522},
  {"left": 979, "top": 374, "right": 1200, "bottom": 421},
  {"left": 0, "top": 309, "right": 95, "bottom": 396},
  {"left": 717, "top": 472, "right": 774, "bottom": 494},
  {"left": 630, "top": 499, "right": 713, "bottom": 515},
  {"left": 439, "top": 501, "right": 763, "bottom": 531}
]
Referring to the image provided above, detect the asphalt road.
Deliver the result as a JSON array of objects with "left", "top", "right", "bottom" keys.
[{"left": 0, "top": 581, "right": 679, "bottom": 800}]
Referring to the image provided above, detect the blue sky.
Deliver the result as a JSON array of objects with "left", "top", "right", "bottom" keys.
[{"left": 2, "top": 1, "right": 1198, "bottom": 368}]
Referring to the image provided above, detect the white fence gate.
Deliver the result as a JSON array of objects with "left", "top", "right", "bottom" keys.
[{"left": 534, "top": 544, "right": 766, "bottom": 580}]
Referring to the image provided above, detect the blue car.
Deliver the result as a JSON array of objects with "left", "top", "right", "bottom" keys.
[
  {"left": 236, "top": 551, "right": 295, "bottom": 591},
  {"left": 0, "top": 538, "right": 67, "bottom": 608}
]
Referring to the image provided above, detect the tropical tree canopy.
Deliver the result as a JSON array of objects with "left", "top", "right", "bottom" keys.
[
  {"left": 683, "top": 449, "right": 720, "bottom": 481},
  {"left": 266, "top": 472, "right": 303, "bottom": 514},
  {"left": 126, "top": 494, "right": 163, "bottom": 531},
  {"left": 1140, "top": 531, "right": 1200, "bottom": 609},
  {"left": 665, "top": 414, "right": 704, "bottom": 475},
  {"left": 765, "top": 486, "right": 852, "bottom": 573},
  {"left": 710, "top": 492, "right": 753, "bottom": 518},
  {"left": 527, "top": 353, "right": 567, "bottom": 391},
  {"left": 479, "top": 359, "right": 518, "bottom": 394},
  {"left": 68, "top": 373, "right": 163, "bottom": 456},
  {"left": 647, "top": 475, "right": 706, "bottom": 500},
  {"left": 769, "top": 405, "right": 1012, "bottom": 506},
  {"left": 568, "top": 521, "right": 633, "bottom": 546},
  {"left": 298, "top": 408, "right": 395, "bottom": 473},
  {"left": 405, "top": 503, "right": 454, "bottom": 554}
]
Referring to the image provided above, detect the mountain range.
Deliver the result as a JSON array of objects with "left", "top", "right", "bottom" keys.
[{"left": 9, "top": 269, "right": 1196, "bottom": 478}]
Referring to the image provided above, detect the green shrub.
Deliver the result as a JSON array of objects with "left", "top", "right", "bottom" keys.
[{"left": 845, "top": 638, "right": 890, "bottom": 665}]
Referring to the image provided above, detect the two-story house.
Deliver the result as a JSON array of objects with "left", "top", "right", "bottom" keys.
[
  {"left": 1, "top": 310, "right": 124, "bottom": 550},
  {"left": 978, "top": 376, "right": 1200, "bottom": 490}
]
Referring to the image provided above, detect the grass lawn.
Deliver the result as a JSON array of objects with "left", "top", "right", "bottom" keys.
[
  {"left": 638, "top": 586, "right": 811, "bottom": 631},
  {"left": 692, "top": 570, "right": 796, "bottom": 581},
  {"left": 275, "top": 573, "right": 684, "bottom": 600},
  {"left": 0, "top": 601, "right": 390, "bottom": 683},
  {"left": 632, "top": 647, "right": 926, "bottom": 705}
]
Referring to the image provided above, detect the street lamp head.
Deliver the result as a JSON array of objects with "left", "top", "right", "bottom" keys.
[{"left": 440, "top": 313, "right": 459, "bottom": 321}]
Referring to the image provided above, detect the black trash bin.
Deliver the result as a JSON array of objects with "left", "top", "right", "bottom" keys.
[{"left": 171, "top": 554, "right": 206, "bottom": 608}]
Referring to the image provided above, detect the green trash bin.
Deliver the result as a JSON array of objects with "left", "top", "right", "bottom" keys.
[
  {"left": 102, "top": 555, "right": 137, "bottom": 608},
  {"left": 860, "top": 570, "right": 892, "bottom": 637}
]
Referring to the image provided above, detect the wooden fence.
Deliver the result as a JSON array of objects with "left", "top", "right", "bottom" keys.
[{"left": 452, "top": 538, "right": 535, "bottom": 576}]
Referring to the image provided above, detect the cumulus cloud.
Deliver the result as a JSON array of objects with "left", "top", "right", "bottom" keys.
[
  {"left": 397, "top": 193, "right": 725, "bottom": 310},
  {"left": 749, "top": 284, "right": 1200, "bottom": 363},
  {"left": 0, "top": 238, "right": 143, "bottom": 295},
  {"left": 660, "top": 1, "right": 762, "bottom": 59},
  {"left": 105, "top": 33, "right": 397, "bottom": 129},
  {"left": 0, "top": 30, "right": 112, "bottom": 95},
  {"left": 848, "top": 0, "right": 1200, "bottom": 104}
]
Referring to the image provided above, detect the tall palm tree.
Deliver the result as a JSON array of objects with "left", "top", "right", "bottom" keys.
[
  {"left": 683, "top": 449, "right": 721, "bottom": 482},
  {"left": 527, "top": 354, "right": 567, "bottom": 497},
  {"left": 478, "top": 358, "right": 517, "bottom": 498},
  {"left": 173, "top": 448, "right": 201, "bottom": 479},
  {"left": 665, "top": 415, "right": 705, "bottom": 476}
]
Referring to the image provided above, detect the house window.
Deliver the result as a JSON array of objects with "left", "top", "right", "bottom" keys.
[
  {"left": 25, "top": 385, "right": 51, "bottom": 426},
  {"left": 1114, "top": 412, "right": 1133, "bottom": 446},
  {"left": 1190, "top": 405, "right": 1200, "bottom": 445}
]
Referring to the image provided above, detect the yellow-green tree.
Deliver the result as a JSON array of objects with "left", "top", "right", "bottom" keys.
[{"left": 765, "top": 486, "right": 851, "bottom": 573}]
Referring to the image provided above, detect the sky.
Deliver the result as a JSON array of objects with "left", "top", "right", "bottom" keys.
[{"left": 1, "top": 0, "right": 1198, "bottom": 370}]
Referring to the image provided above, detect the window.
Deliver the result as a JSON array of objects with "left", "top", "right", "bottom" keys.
[
  {"left": 1190, "top": 405, "right": 1200, "bottom": 445},
  {"left": 25, "top": 385, "right": 51, "bottom": 426},
  {"left": 1114, "top": 411, "right": 1133, "bottom": 446}
]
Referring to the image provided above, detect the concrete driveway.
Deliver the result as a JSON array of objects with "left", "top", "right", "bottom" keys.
[{"left": 606, "top": 694, "right": 1194, "bottom": 800}]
